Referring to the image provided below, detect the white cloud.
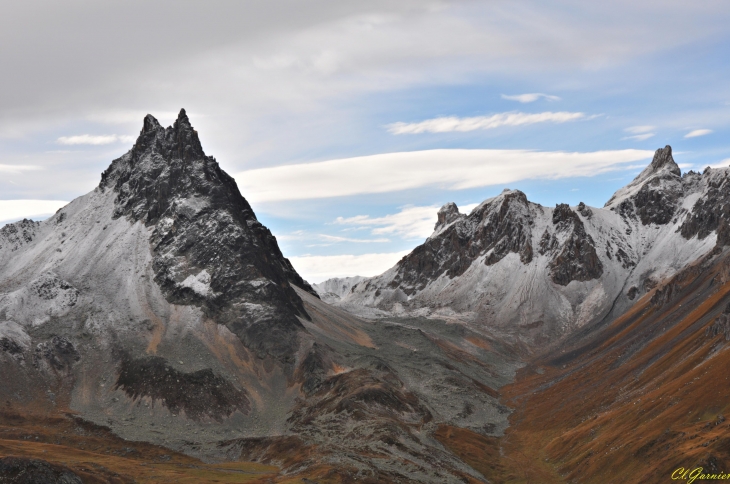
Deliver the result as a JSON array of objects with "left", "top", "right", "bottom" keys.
[
  {"left": 707, "top": 158, "right": 730, "bottom": 169},
  {"left": 622, "top": 133, "right": 654, "bottom": 141},
  {"left": 387, "top": 111, "right": 586, "bottom": 134},
  {"left": 289, "top": 251, "right": 409, "bottom": 283},
  {"left": 501, "top": 93, "right": 560, "bottom": 103},
  {"left": 319, "top": 234, "right": 390, "bottom": 243},
  {"left": 336, "top": 206, "right": 439, "bottom": 239},
  {"left": 236, "top": 148, "right": 654, "bottom": 203},
  {"left": 624, "top": 125, "right": 655, "bottom": 134},
  {"left": 0, "top": 200, "right": 68, "bottom": 225},
  {"left": 0, "top": 164, "right": 39, "bottom": 173},
  {"left": 684, "top": 129, "right": 713, "bottom": 138},
  {"left": 279, "top": 231, "right": 389, "bottom": 244},
  {"left": 334, "top": 202, "right": 479, "bottom": 240},
  {"left": 621, "top": 125, "right": 655, "bottom": 141},
  {"left": 57, "top": 134, "right": 135, "bottom": 145}
]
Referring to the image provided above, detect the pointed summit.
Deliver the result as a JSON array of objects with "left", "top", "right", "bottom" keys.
[
  {"left": 605, "top": 145, "right": 683, "bottom": 224},
  {"left": 142, "top": 113, "right": 161, "bottom": 133},
  {"left": 434, "top": 202, "right": 462, "bottom": 232},
  {"left": 98, "top": 111, "right": 317, "bottom": 360},
  {"left": 640, "top": 145, "right": 680, "bottom": 178}
]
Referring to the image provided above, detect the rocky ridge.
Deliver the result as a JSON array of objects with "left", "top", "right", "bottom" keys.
[
  {"left": 341, "top": 146, "right": 723, "bottom": 347},
  {"left": 100, "top": 109, "right": 315, "bottom": 361}
]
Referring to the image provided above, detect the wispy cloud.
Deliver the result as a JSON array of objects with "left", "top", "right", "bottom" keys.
[
  {"left": 289, "top": 251, "right": 410, "bottom": 283},
  {"left": 0, "top": 164, "right": 40, "bottom": 173},
  {"left": 625, "top": 125, "right": 655, "bottom": 134},
  {"left": 707, "top": 158, "right": 730, "bottom": 169},
  {"left": 278, "top": 230, "right": 389, "bottom": 244},
  {"left": 0, "top": 200, "right": 68, "bottom": 225},
  {"left": 501, "top": 93, "right": 560, "bottom": 103},
  {"left": 387, "top": 111, "right": 586, "bottom": 134},
  {"left": 684, "top": 129, "right": 713, "bottom": 138},
  {"left": 57, "top": 134, "right": 135, "bottom": 145},
  {"left": 622, "top": 125, "right": 655, "bottom": 141},
  {"left": 235, "top": 149, "right": 654, "bottom": 203},
  {"left": 334, "top": 203, "right": 479, "bottom": 240},
  {"left": 623, "top": 133, "right": 654, "bottom": 141},
  {"left": 319, "top": 234, "right": 390, "bottom": 243}
]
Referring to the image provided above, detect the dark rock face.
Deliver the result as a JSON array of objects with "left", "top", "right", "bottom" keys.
[
  {"left": 606, "top": 146, "right": 683, "bottom": 226},
  {"left": 547, "top": 204, "right": 603, "bottom": 286},
  {"left": 294, "top": 343, "right": 334, "bottom": 397},
  {"left": 0, "top": 457, "right": 82, "bottom": 484},
  {"left": 0, "top": 219, "right": 39, "bottom": 252},
  {"left": 100, "top": 109, "right": 316, "bottom": 361},
  {"left": 115, "top": 355, "right": 250, "bottom": 421},
  {"left": 34, "top": 336, "right": 80, "bottom": 372},
  {"left": 434, "top": 202, "right": 463, "bottom": 231},
  {"left": 680, "top": 170, "right": 730, "bottom": 246},
  {"left": 30, "top": 273, "right": 78, "bottom": 305},
  {"left": 548, "top": 205, "right": 602, "bottom": 284},
  {"left": 288, "top": 368, "right": 431, "bottom": 427},
  {"left": 577, "top": 202, "right": 593, "bottom": 218},
  {"left": 386, "top": 191, "right": 533, "bottom": 294},
  {"left": 632, "top": 147, "right": 682, "bottom": 225},
  {"left": 634, "top": 178, "right": 681, "bottom": 225},
  {"left": 0, "top": 337, "right": 22, "bottom": 355}
]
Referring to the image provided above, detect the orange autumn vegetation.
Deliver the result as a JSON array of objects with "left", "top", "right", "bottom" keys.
[{"left": 494, "top": 249, "right": 730, "bottom": 483}]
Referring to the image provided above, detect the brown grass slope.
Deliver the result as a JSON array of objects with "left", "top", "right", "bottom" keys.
[{"left": 498, "top": 247, "right": 730, "bottom": 483}]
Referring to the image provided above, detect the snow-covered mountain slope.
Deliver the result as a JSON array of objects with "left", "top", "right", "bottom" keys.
[
  {"left": 341, "top": 146, "right": 725, "bottom": 348},
  {"left": 0, "top": 109, "right": 319, "bottom": 444},
  {"left": 0, "top": 110, "right": 522, "bottom": 482},
  {"left": 312, "top": 275, "right": 366, "bottom": 303}
]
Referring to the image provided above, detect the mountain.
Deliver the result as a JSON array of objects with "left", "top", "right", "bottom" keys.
[
  {"left": 312, "top": 275, "right": 366, "bottom": 303},
  {"left": 340, "top": 146, "right": 722, "bottom": 350},
  {"left": 4, "top": 114, "right": 729, "bottom": 483},
  {"left": 496, "top": 220, "right": 730, "bottom": 483},
  {"left": 0, "top": 110, "right": 519, "bottom": 483}
]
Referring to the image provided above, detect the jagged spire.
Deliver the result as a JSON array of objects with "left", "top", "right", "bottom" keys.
[{"left": 647, "top": 145, "right": 680, "bottom": 176}]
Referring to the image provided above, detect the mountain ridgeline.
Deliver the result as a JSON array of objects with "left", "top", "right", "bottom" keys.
[
  {"left": 341, "top": 146, "right": 726, "bottom": 348},
  {"left": 2, "top": 110, "right": 730, "bottom": 483}
]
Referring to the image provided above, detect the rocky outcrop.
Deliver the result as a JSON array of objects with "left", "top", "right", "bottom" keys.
[
  {"left": 547, "top": 204, "right": 603, "bottom": 286},
  {"left": 99, "top": 109, "right": 316, "bottom": 361},
  {"left": 0, "top": 219, "right": 39, "bottom": 253},
  {"left": 383, "top": 190, "right": 533, "bottom": 294},
  {"left": 606, "top": 146, "right": 683, "bottom": 225},
  {"left": 434, "top": 202, "right": 463, "bottom": 232},
  {"left": 0, "top": 457, "right": 83, "bottom": 484},
  {"left": 680, "top": 169, "right": 730, "bottom": 246},
  {"left": 115, "top": 355, "right": 250, "bottom": 421}
]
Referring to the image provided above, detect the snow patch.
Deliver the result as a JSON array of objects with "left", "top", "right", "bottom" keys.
[{"left": 180, "top": 270, "right": 212, "bottom": 297}]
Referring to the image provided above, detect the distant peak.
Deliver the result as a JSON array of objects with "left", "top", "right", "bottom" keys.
[
  {"left": 142, "top": 114, "right": 161, "bottom": 133},
  {"left": 175, "top": 108, "right": 191, "bottom": 128},
  {"left": 648, "top": 145, "right": 680, "bottom": 176},
  {"left": 604, "top": 145, "right": 681, "bottom": 208},
  {"left": 434, "top": 202, "right": 462, "bottom": 232}
]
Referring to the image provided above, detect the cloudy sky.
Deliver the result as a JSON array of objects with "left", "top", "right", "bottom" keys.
[{"left": 2, "top": 1, "right": 730, "bottom": 282}]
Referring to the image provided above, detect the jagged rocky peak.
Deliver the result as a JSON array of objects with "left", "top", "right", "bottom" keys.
[
  {"left": 605, "top": 145, "right": 683, "bottom": 225},
  {"left": 547, "top": 204, "right": 603, "bottom": 285},
  {"left": 434, "top": 202, "right": 463, "bottom": 232},
  {"left": 379, "top": 188, "right": 535, "bottom": 295},
  {"left": 100, "top": 109, "right": 316, "bottom": 361},
  {"left": 645, "top": 145, "right": 680, "bottom": 177}
]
